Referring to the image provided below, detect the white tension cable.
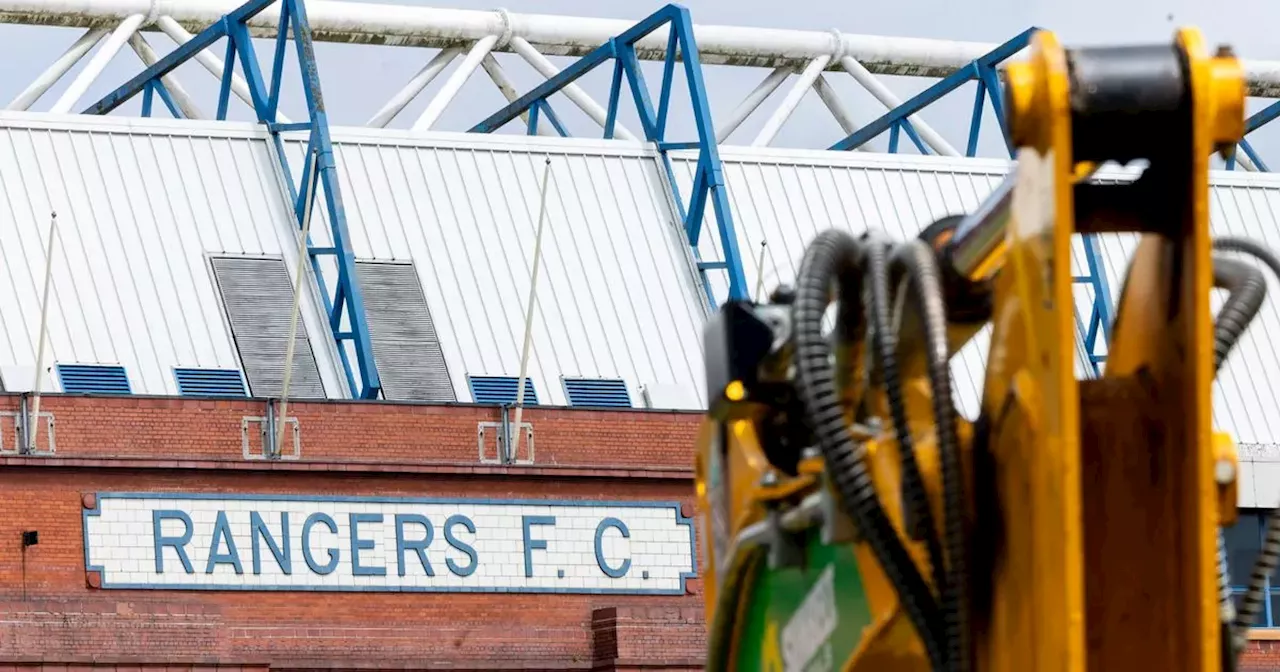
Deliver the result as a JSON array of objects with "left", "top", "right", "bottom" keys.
[{"left": 7, "top": 0, "right": 1280, "bottom": 95}]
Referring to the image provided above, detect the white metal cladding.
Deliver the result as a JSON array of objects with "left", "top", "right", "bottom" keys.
[
  {"left": 0, "top": 114, "right": 709, "bottom": 407},
  {"left": 5, "top": 111, "right": 1280, "bottom": 444},
  {"left": 672, "top": 148, "right": 1280, "bottom": 441},
  {"left": 0, "top": 112, "right": 348, "bottom": 397},
  {"left": 273, "top": 129, "right": 709, "bottom": 408}
]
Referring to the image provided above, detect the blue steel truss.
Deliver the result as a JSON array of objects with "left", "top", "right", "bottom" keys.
[
  {"left": 829, "top": 26, "right": 1114, "bottom": 372},
  {"left": 469, "top": 3, "right": 749, "bottom": 308},
  {"left": 830, "top": 28, "right": 1037, "bottom": 158},
  {"left": 1228, "top": 107, "right": 1277, "bottom": 172},
  {"left": 82, "top": 0, "right": 382, "bottom": 400}
]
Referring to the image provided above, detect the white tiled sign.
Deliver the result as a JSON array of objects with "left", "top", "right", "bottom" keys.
[{"left": 83, "top": 493, "right": 696, "bottom": 594}]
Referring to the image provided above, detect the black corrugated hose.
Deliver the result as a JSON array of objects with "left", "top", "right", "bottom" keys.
[
  {"left": 891, "top": 239, "right": 972, "bottom": 672},
  {"left": 865, "top": 238, "right": 948, "bottom": 600},
  {"left": 1211, "top": 238, "right": 1280, "bottom": 660},
  {"left": 1208, "top": 251, "right": 1268, "bottom": 671},
  {"left": 792, "top": 229, "right": 947, "bottom": 671}
]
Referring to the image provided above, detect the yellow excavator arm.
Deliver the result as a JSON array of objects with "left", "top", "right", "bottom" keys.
[{"left": 696, "top": 27, "right": 1271, "bottom": 672}]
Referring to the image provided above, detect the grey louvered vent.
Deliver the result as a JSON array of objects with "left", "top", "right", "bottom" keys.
[
  {"left": 210, "top": 256, "right": 326, "bottom": 399},
  {"left": 355, "top": 261, "right": 455, "bottom": 402}
]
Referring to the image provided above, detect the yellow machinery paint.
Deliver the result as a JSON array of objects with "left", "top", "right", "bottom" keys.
[{"left": 697, "top": 26, "right": 1254, "bottom": 672}]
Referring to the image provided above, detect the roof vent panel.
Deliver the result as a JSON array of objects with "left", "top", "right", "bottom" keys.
[
  {"left": 57, "top": 364, "right": 131, "bottom": 395},
  {"left": 468, "top": 376, "right": 538, "bottom": 405}
]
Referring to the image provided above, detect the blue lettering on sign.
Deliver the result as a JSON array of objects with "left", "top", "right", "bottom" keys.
[
  {"left": 152, "top": 509, "right": 194, "bottom": 574},
  {"left": 522, "top": 515, "right": 556, "bottom": 578},
  {"left": 114, "top": 495, "right": 698, "bottom": 594},
  {"left": 444, "top": 514, "right": 478, "bottom": 577},
  {"left": 594, "top": 517, "right": 632, "bottom": 578},
  {"left": 349, "top": 513, "right": 385, "bottom": 577},
  {"left": 395, "top": 513, "right": 434, "bottom": 577},
  {"left": 302, "top": 512, "right": 339, "bottom": 575},
  {"left": 205, "top": 510, "right": 244, "bottom": 574},
  {"left": 250, "top": 511, "right": 291, "bottom": 575}
]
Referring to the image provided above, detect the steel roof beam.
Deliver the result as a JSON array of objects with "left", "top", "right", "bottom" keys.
[
  {"left": 471, "top": 3, "right": 750, "bottom": 307},
  {"left": 9, "top": 0, "right": 1280, "bottom": 96}
]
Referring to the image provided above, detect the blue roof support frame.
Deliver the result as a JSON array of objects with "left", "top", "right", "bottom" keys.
[
  {"left": 1073, "top": 234, "right": 1114, "bottom": 376},
  {"left": 825, "top": 25, "right": 1117, "bottom": 372},
  {"left": 81, "top": 0, "right": 383, "bottom": 400},
  {"left": 1225, "top": 105, "right": 1277, "bottom": 172},
  {"left": 830, "top": 28, "right": 1038, "bottom": 157},
  {"left": 469, "top": 3, "right": 749, "bottom": 307}
]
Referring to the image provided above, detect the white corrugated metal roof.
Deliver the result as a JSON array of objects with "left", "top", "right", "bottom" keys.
[
  {"left": 0, "top": 113, "right": 345, "bottom": 397},
  {"left": 0, "top": 112, "right": 709, "bottom": 407},
  {"left": 676, "top": 147, "right": 1280, "bottom": 442},
  {"left": 2, "top": 112, "right": 1280, "bottom": 449},
  {"left": 277, "top": 127, "right": 709, "bottom": 408}
]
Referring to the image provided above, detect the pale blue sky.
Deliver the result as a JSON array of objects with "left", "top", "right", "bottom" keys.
[{"left": 2, "top": 0, "right": 1279, "bottom": 158}]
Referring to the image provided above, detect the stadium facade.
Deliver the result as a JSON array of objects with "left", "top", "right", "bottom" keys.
[{"left": 2, "top": 0, "right": 1280, "bottom": 668}]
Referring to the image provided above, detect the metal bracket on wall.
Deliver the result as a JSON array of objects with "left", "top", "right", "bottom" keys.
[
  {"left": 242, "top": 404, "right": 300, "bottom": 461},
  {"left": 477, "top": 419, "right": 534, "bottom": 465},
  {"left": 0, "top": 407, "right": 55, "bottom": 456}
]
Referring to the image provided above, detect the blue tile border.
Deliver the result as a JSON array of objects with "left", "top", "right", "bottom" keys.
[{"left": 83, "top": 492, "right": 698, "bottom": 596}]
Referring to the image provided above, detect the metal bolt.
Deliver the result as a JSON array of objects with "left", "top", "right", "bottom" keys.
[
  {"left": 761, "top": 471, "right": 779, "bottom": 487},
  {"left": 801, "top": 446, "right": 821, "bottom": 461},
  {"left": 1215, "top": 459, "right": 1236, "bottom": 486}
]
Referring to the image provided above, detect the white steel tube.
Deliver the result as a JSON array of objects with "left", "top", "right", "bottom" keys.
[
  {"left": 0, "top": 0, "right": 1021, "bottom": 78},
  {"left": 12, "top": 1, "right": 1280, "bottom": 95},
  {"left": 28, "top": 212, "right": 57, "bottom": 452},
  {"left": 49, "top": 13, "right": 146, "bottom": 114},
  {"left": 752, "top": 55, "right": 829, "bottom": 147},
  {"left": 128, "top": 33, "right": 204, "bottom": 119},
  {"left": 509, "top": 36, "right": 637, "bottom": 141},
  {"left": 839, "top": 55, "right": 960, "bottom": 157},
  {"left": 811, "top": 73, "right": 857, "bottom": 134},
  {"left": 154, "top": 16, "right": 291, "bottom": 123},
  {"left": 716, "top": 66, "right": 789, "bottom": 143},
  {"left": 1234, "top": 148, "right": 1260, "bottom": 172},
  {"left": 368, "top": 47, "right": 460, "bottom": 128},
  {"left": 412, "top": 34, "right": 498, "bottom": 132},
  {"left": 480, "top": 53, "right": 556, "bottom": 136},
  {"left": 510, "top": 157, "right": 553, "bottom": 462},
  {"left": 6, "top": 28, "right": 105, "bottom": 111},
  {"left": 276, "top": 149, "right": 320, "bottom": 454},
  {"left": 811, "top": 73, "right": 872, "bottom": 153}
]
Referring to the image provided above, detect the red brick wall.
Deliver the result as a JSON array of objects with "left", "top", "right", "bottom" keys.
[
  {"left": 0, "top": 394, "right": 707, "bottom": 671},
  {"left": 1242, "top": 639, "right": 1280, "bottom": 671},
  {"left": 9, "top": 393, "right": 1271, "bottom": 671},
  {"left": 0, "top": 395, "right": 698, "bottom": 470}
]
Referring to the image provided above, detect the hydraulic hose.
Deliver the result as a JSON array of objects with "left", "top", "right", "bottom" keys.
[
  {"left": 890, "top": 239, "right": 972, "bottom": 672},
  {"left": 865, "top": 238, "right": 947, "bottom": 599},
  {"left": 1211, "top": 237, "right": 1280, "bottom": 650},
  {"left": 792, "top": 229, "right": 947, "bottom": 671},
  {"left": 1208, "top": 251, "right": 1267, "bottom": 668},
  {"left": 1211, "top": 254, "right": 1267, "bottom": 374}
]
